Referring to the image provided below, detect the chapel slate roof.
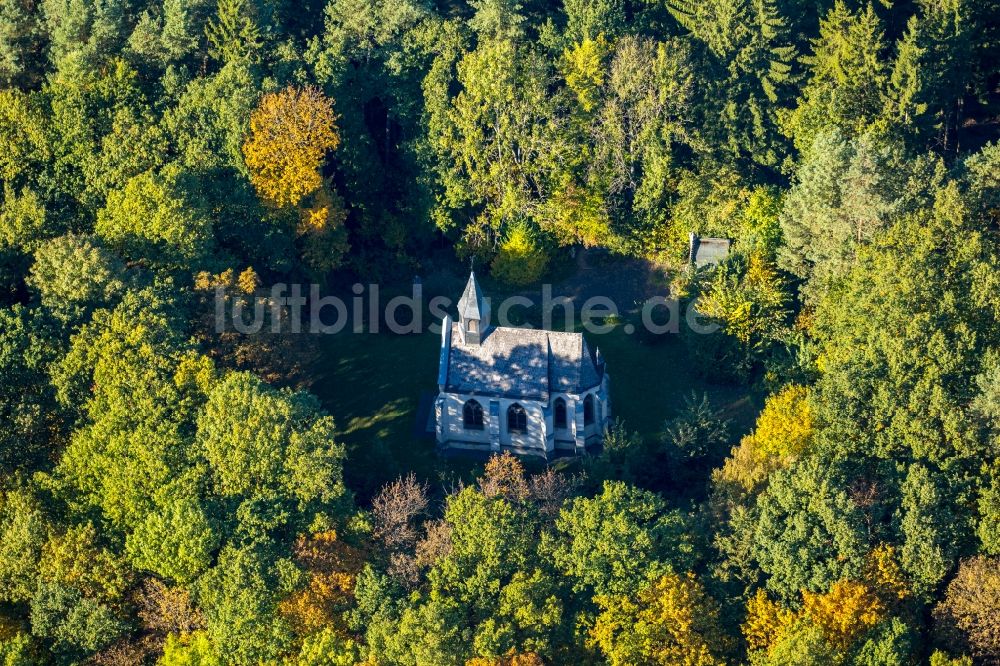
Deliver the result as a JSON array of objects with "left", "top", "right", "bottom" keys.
[{"left": 443, "top": 323, "right": 602, "bottom": 400}]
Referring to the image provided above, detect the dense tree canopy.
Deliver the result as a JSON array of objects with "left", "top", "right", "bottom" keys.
[{"left": 0, "top": 0, "right": 998, "bottom": 663}]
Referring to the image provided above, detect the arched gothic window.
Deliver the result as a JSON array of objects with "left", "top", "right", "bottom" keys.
[
  {"left": 507, "top": 403, "right": 527, "bottom": 433},
  {"left": 463, "top": 399, "right": 484, "bottom": 430},
  {"left": 583, "top": 394, "right": 595, "bottom": 426},
  {"left": 554, "top": 397, "right": 567, "bottom": 429}
]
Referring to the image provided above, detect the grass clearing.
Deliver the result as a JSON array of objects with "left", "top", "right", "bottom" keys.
[{"left": 591, "top": 324, "right": 761, "bottom": 441}]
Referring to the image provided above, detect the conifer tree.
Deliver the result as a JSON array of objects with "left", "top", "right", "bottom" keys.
[
  {"left": 784, "top": 1, "right": 891, "bottom": 154},
  {"left": 889, "top": 0, "right": 974, "bottom": 153},
  {"left": 205, "top": 0, "right": 262, "bottom": 64}
]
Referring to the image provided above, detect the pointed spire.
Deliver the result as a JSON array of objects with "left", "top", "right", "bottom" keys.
[
  {"left": 458, "top": 271, "right": 489, "bottom": 322},
  {"left": 457, "top": 271, "right": 490, "bottom": 345}
]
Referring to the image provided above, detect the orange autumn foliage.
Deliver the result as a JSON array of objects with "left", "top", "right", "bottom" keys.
[
  {"left": 279, "top": 530, "right": 367, "bottom": 637},
  {"left": 465, "top": 654, "right": 545, "bottom": 666},
  {"left": 243, "top": 86, "right": 339, "bottom": 208},
  {"left": 279, "top": 570, "right": 355, "bottom": 636}
]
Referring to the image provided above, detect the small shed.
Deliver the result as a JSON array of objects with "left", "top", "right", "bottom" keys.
[{"left": 688, "top": 232, "right": 731, "bottom": 267}]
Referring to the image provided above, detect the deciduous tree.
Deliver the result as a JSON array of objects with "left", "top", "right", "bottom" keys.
[
  {"left": 589, "top": 573, "right": 731, "bottom": 666},
  {"left": 242, "top": 86, "right": 339, "bottom": 208}
]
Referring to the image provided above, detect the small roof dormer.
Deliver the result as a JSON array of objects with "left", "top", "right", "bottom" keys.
[{"left": 457, "top": 271, "right": 490, "bottom": 345}]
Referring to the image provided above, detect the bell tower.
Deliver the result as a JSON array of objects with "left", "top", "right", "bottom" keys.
[{"left": 457, "top": 271, "right": 490, "bottom": 345}]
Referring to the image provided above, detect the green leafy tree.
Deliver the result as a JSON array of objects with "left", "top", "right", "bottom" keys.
[
  {"left": 27, "top": 234, "right": 125, "bottom": 325},
  {"left": 900, "top": 464, "right": 962, "bottom": 598},
  {"left": 293, "top": 628, "right": 363, "bottom": 665},
  {"left": 0, "top": 307, "right": 64, "bottom": 471},
  {"left": 54, "top": 289, "right": 203, "bottom": 531},
  {"left": 30, "top": 581, "right": 125, "bottom": 660},
  {"left": 0, "top": 186, "right": 50, "bottom": 255},
  {"left": 738, "top": 186, "right": 784, "bottom": 259},
  {"left": 852, "top": 617, "right": 918, "bottom": 666},
  {"left": 753, "top": 620, "right": 839, "bottom": 666},
  {"left": 126, "top": 494, "right": 219, "bottom": 585},
  {"left": 163, "top": 61, "right": 260, "bottom": 173},
  {"left": 929, "top": 651, "right": 973, "bottom": 666},
  {"left": 196, "top": 372, "right": 346, "bottom": 529},
  {"left": 427, "top": 37, "right": 567, "bottom": 254},
  {"left": 563, "top": 0, "right": 624, "bottom": 41},
  {"left": 307, "top": 0, "right": 439, "bottom": 277},
  {"left": 29, "top": 523, "right": 130, "bottom": 660},
  {"left": 592, "top": 35, "right": 700, "bottom": 250},
  {"left": 127, "top": 0, "right": 214, "bottom": 66},
  {"left": 41, "top": 0, "right": 128, "bottom": 74},
  {"left": 888, "top": 0, "right": 975, "bottom": 152},
  {"left": 46, "top": 58, "right": 148, "bottom": 213},
  {"left": 159, "top": 630, "right": 223, "bottom": 665},
  {"left": 549, "top": 481, "right": 697, "bottom": 597},
  {"left": 696, "top": 252, "right": 789, "bottom": 351},
  {"left": 779, "top": 128, "right": 930, "bottom": 301},
  {"left": 661, "top": 392, "right": 730, "bottom": 460},
  {"left": 811, "top": 178, "right": 1000, "bottom": 466},
  {"left": 377, "top": 487, "right": 563, "bottom": 662},
  {"left": 0, "top": 629, "right": 41, "bottom": 665},
  {"left": 95, "top": 168, "right": 214, "bottom": 269},
  {"left": 747, "top": 457, "right": 870, "bottom": 601},
  {"left": 0, "top": 89, "right": 50, "bottom": 191},
  {"left": 976, "top": 467, "right": 1000, "bottom": 554},
  {"left": 87, "top": 110, "right": 170, "bottom": 200},
  {"left": 196, "top": 545, "right": 294, "bottom": 665},
  {"left": 0, "top": 0, "right": 44, "bottom": 87},
  {"left": 583, "top": 419, "right": 647, "bottom": 487},
  {"left": 0, "top": 483, "right": 47, "bottom": 604},
  {"left": 467, "top": 0, "right": 525, "bottom": 41},
  {"left": 668, "top": 0, "right": 799, "bottom": 167}
]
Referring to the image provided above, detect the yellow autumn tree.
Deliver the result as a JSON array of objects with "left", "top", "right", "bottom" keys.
[
  {"left": 590, "top": 573, "right": 732, "bottom": 666},
  {"left": 562, "top": 35, "right": 610, "bottom": 113},
  {"left": 743, "top": 384, "right": 814, "bottom": 459},
  {"left": 802, "top": 580, "right": 886, "bottom": 650},
  {"left": 490, "top": 221, "right": 550, "bottom": 286},
  {"left": 237, "top": 266, "right": 260, "bottom": 294},
  {"left": 712, "top": 384, "right": 814, "bottom": 503},
  {"left": 742, "top": 588, "right": 797, "bottom": 654},
  {"left": 243, "top": 86, "right": 339, "bottom": 208},
  {"left": 863, "top": 544, "right": 911, "bottom": 606}
]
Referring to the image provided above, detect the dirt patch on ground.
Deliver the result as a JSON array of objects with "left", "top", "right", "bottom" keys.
[{"left": 515, "top": 249, "right": 665, "bottom": 316}]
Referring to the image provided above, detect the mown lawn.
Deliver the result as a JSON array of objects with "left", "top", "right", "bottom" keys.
[
  {"left": 310, "top": 328, "right": 454, "bottom": 499},
  {"left": 589, "top": 323, "right": 761, "bottom": 441}
]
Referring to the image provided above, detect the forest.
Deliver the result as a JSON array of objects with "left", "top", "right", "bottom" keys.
[{"left": 1, "top": 0, "right": 1000, "bottom": 663}]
